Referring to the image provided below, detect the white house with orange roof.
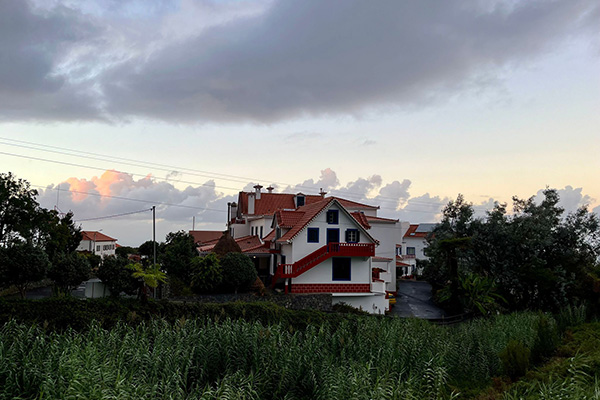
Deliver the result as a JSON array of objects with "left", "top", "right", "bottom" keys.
[
  {"left": 228, "top": 185, "right": 407, "bottom": 296},
  {"left": 77, "top": 231, "right": 118, "bottom": 258},
  {"left": 398, "top": 223, "right": 436, "bottom": 276},
  {"left": 267, "top": 197, "right": 390, "bottom": 314}
]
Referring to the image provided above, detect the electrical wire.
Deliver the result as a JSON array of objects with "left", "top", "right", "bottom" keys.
[
  {"left": 75, "top": 208, "right": 153, "bottom": 222},
  {"left": 0, "top": 136, "right": 493, "bottom": 209}
]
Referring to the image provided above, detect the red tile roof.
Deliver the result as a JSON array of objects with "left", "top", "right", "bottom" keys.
[
  {"left": 275, "top": 198, "right": 378, "bottom": 244},
  {"left": 350, "top": 212, "right": 371, "bottom": 229},
  {"left": 189, "top": 230, "right": 223, "bottom": 245},
  {"left": 366, "top": 215, "right": 399, "bottom": 223},
  {"left": 403, "top": 224, "right": 430, "bottom": 238},
  {"left": 198, "top": 235, "right": 267, "bottom": 254},
  {"left": 397, "top": 261, "right": 411, "bottom": 267},
  {"left": 333, "top": 197, "right": 379, "bottom": 210},
  {"left": 237, "top": 192, "right": 324, "bottom": 215},
  {"left": 262, "top": 229, "right": 275, "bottom": 241},
  {"left": 373, "top": 256, "right": 393, "bottom": 262},
  {"left": 81, "top": 231, "right": 117, "bottom": 242},
  {"left": 237, "top": 191, "right": 379, "bottom": 216},
  {"left": 275, "top": 209, "right": 306, "bottom": 228}
]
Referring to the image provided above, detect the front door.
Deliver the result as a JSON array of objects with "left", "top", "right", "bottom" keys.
[{"left": 327, "top": 228, "right": 340, "bottom": 244}]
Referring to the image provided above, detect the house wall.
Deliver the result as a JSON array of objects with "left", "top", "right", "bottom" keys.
[
  {"left": 332, "top": 294, "right": 388, "bottom": 315},
  {"left": 370, "top": 221, "right": 407, "bottom": 292},
  {"left": 292, "top": 256, "right": 371, "bottom": 286},
  {"left": 247, "top": 216, "right": 273, "bottom": 239},
  {"left": 290, "top": 205, "right": 372, "bottom": 262},
  {"left": 77, "top": 240, "right": 116, "bottom": 258}
]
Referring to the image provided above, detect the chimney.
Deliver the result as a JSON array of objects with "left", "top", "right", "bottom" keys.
[
  {"left": 248, "top": 193, "right": 255, "bottom": 214},
  {"left": 266, "top": 186, "right": 274, "bottom": 193},
  {"left": 253, "top": 184, "right": 263, "bottom": 200},
  {"left": 319, "top": 188, "right": 327, "bottom": 198}
]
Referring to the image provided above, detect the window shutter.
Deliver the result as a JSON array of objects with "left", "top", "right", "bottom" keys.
[
  {"left": 345, "top": 230, "right": 350, "bottom": 242},
  {"left": 356, "top": 230, "right": 360, "bottom": 242}
]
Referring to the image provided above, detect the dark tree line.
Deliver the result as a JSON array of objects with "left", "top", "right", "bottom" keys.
[
  {"left": 0, "top": 173, "right": 90, "bottom": 297},
  {"left": 422, "top": 189, "right": 600, "bottom": 314}
]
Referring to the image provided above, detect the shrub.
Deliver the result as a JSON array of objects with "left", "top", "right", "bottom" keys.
[
  {"left": 220, "top": 253, "right": 257, "bottom": 293},
  {"left": 96, "top": 256, "right": 138, "bottom": 297},
  {"left": 531, "top": 312, "right": 560, "bottom": 362},
  {"left": 499, "top": 340, "right": 530, "bottom": 380},
  {"left": 48, "top": 252, "right": 91, "bottom": 295},
  {"left": 190, "top": 253, "right": 222, "bottom": 293}
]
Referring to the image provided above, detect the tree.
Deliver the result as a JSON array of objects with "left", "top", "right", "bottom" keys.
[
  {"left": 212, "top": 232, "right": 240, "bottom": 257},
  {"left": 96, "top": 255, "right": 138, "bottom": 297},
  {"left": 423, "top": 189, "right": 600, "bottom": 313},
  {"left": 0, "top": 241, "right": 50, "bottom": 298},
  {"left": 220, "top": 252, "right": 257, "bottom": 294},
  {"left": 40, "top": 211, "right": 82, "bottom": 261},
  {"left": 127, "top": 262, "right": 167, "bottom": 303},
  {"left": 48, "top": 252, "right": 91, "bottom": 295},
  {"left": 116, "top": 245, "right": 137, "bottom": 258},
  {"left": 0, "top": 172, "right": 41, "bottom": 245},
  {"left": 190, "top": 253, "right": 222, "bottom": 294},
  {"left": 160, "top": 231, "right": 197, "bottom": 285},
  {"left": 139, "top": 240, "right": 160, "bottom": 260}
]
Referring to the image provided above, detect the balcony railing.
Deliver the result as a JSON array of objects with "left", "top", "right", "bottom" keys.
[{"left": 273, "top": 242, "right": 375, "bottom": 282}]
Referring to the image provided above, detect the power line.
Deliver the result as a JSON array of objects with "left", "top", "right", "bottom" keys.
[
  {"left": 31, "top": 184, "right": 228, "bottom": 213},
  {"left": 0, "top": 136, "right": 492, "bottom": 208},
  {"left": 75, "top": 208, "right": 153, "bottom": 222}
]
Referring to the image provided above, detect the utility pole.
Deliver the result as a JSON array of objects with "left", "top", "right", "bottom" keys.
[{"left": 152, "top": 206, "right": 156, "bottom": 266}]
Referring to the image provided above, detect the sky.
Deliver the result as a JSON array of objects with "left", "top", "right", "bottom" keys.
[{"left": 1, "top": 0, "right": 599, "bottom": 246}]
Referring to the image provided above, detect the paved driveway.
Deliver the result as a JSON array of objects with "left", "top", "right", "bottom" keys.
[{"left": 390, "top": 280, "right": 446, "bottom": 319}]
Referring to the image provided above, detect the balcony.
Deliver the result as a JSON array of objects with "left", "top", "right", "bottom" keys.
[
  {"left": 371, "top": 279, "right": 386, "bottom": 294},
  {"left": 273, "top": 242, "right": 375, "bottom": 282}
]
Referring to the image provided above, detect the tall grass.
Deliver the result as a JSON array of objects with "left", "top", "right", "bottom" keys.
[{"left": 0, "top": 313, "right": 551, "bottom": 399}]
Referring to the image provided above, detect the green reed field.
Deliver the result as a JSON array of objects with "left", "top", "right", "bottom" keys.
[{"left": 1, "top": 311, "right": 583, "bottom": 400}]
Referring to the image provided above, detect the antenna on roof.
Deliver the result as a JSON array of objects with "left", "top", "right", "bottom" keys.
[{"left": 319, "top": 188, "right": 327, "bottom": 198}]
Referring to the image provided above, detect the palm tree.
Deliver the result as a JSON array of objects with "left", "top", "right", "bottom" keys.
[{"left": 126, "top": 262, "right": 167, "bottom": 303}]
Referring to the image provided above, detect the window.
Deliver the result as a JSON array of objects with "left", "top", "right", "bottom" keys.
[
  {"left": 296, "top": 196, "right": 305, "bottom": 207},
  {"left": 251, "top": 227, "right": 255, "bottom": 235},
  {"left": 281, "top": 255, "right": 286, "bottom": 265},
  {"left": 260, "top": 226, "right": 263, "bottom": 238},
  {"left": 407, "top": 247, "right": 416, "bottom": 255},
  {"left": 327, "top": 228, "right": 339, "bottom": 244},
  {"left": 96, "top": 245, "right": 101, "bottom": 251},
  {"left": 332, "top": 257, "right": 351, "bottom": 281},
  {"left": 396, "top": 246, "right": 402, "bottom": 256},
  {"left": 276, "top": 227, "right": 281, "bottom": 239},
  {"left": 345, "top": 229, "right": 359, "bottom": 243},
  {"left": 307, "top": 227, "right": 319, "bottom": 243},
  {"left": 326, "top": 209, "right": 339, "bottom": 224}
]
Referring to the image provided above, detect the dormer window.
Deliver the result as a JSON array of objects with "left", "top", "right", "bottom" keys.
[
  {"left": 326, "top": 210, "right": 339, "bottom": 224},
  {"left": 295, "top": 194, "right": 305, "bottom": 207}
]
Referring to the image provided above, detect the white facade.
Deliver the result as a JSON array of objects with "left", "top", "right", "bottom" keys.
[
  {"left": 77, "top": 231, "right": 118, "bottom": 258},
  {"left": 273, "top": 200, "right": 389, "bottom": 314},
  {"left": 369, "top": 220, "right": 409, "bottom": 292}
]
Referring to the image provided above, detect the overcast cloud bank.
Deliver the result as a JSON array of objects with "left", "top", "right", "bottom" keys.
[{"left": 1, "top": 0, "right": 598, "bottom": 123}]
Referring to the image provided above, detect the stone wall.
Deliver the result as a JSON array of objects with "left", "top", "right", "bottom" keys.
[{"left": 169, "top": 293, "right": 332, "bottom": 312}]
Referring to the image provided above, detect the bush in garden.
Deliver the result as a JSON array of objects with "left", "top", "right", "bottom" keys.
[
  {"left": 48, "top": 252, "right": 91, "bottom": 295},
  {"left": 190, "top": 253, "right": 222, "bottom": 294},
  {"left": 220, "top": 252, "right": 257, "bottom": 293},
  {"left": 96, "top": 256, "right": 138, "bottom": 297},
  {"left": 499, "top": 340, "right": 530, "bottom": 380}
]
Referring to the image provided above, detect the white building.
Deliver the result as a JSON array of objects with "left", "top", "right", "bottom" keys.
[
  {"left": 268, "top": 197, "right": 391, "bottom": 314},
  {"left": 398, "top": 223, "right": 436, "bottom": 276},
  {"left": 77, "top": 231, "right": 118, "bottom": 258}
]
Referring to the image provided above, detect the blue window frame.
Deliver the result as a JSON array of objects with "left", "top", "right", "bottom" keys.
[
  {"left": 327, "top": 228, "right": 339, "bottom": 244},
  {"left": 326, "top": 209, "right": 339, "bottom": 224},
  {"left": 345, "top": 229, "right": 360, "bottom": 243},
  {"left": 332, "top": 257, "right": 351, "bottom": 281},
  {"left": 307, "top": 227, "right": 319, "bottom": 243}
]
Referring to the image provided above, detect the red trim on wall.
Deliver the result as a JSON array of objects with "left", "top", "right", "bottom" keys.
[{"left": 291, "top": 283, "right": 371, "bottom": 293}]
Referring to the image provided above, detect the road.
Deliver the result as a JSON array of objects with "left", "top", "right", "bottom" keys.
[{"left": 390, "top": 280, "right": 446, "bottom": 319}]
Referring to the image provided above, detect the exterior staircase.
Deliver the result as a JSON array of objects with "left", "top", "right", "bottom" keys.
[{"left": 271, "top": 242, "right": 375, "bottom": 287}]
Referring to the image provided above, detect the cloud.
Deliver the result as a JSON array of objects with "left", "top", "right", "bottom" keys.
[
  {"left": 1, "top": 0, "right": 598, "bottom": 123},
  {"left": 533, "top": 185, "right": 594, "bottom": 214},
  {"left": 36, "top": 170, "right": 235, "bottom": 244}
]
